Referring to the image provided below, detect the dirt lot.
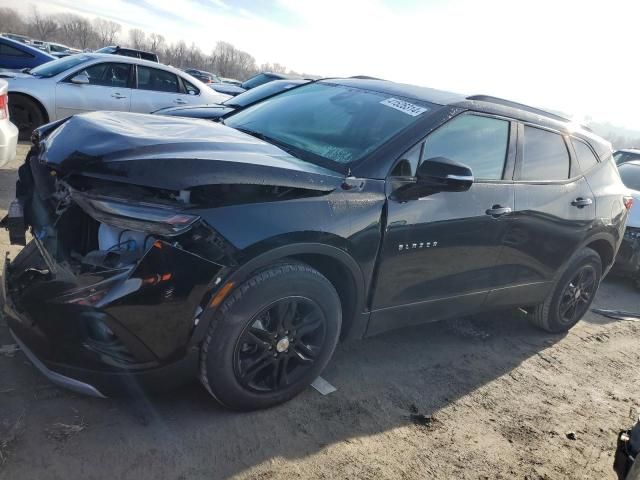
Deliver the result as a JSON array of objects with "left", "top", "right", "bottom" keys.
[{"left": 1, "top": 146, "right": 639, "bottom": 480}]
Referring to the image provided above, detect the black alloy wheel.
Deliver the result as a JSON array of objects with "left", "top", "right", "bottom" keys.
[
  {"left": 556, "top": 265, "right": 597, "bottom": 326},
  {"left": 234, "top": 297, "right": 326, "bottom": 392},
  {"left": 9, "top": 95, "right": 45, "bottom": 141}
]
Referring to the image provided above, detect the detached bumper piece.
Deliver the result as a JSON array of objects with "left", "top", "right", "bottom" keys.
[
  {"left": 2, "top": 237, "right": 222, "bottom": 397},
  {"left": 0, "top": 199, "right": 26, "bottom": 245},
  {"left": 10, "top": 329, "right": 106, "bottom": 398},
  {"left": 614, "top": 418, "right": 640, "bottom": 480}
]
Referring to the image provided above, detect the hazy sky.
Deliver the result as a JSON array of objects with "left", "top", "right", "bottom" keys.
[{"left": 4, "top": 0, "right": 639, "bottom": 130}]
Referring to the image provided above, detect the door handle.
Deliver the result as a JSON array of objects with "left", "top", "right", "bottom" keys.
[
  {"left": 571, "top": 197, "right": 593, "bottom": 208},
  {"left": 111, "top": 93, "right": 126, "bottom": 99},
  {"left": 485, "top": 205, "right": 512, "bottom": 217},
  {"left": 174, "top": 98, "right": 187, "bottom": 104}
]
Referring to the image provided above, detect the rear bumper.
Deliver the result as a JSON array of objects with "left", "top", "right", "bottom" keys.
[
  {"left": 611, "top": 230, "right": 640, "bottom": 277},
  {"left": 0, "top": 119, "right": 18, "bottom": 168}
]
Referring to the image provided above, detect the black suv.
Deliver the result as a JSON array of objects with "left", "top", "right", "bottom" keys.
[
  {"left": 94, "top": 46, "right": 159, "bottom": 63},
  {"left": 1, "top": 79, "right": 629, "bottom": 410}
]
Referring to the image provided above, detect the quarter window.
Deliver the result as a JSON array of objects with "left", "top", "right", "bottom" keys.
[
  {"left": 0, "top": 43, "right": 32, "bottom": 57},
  {"left": 183, "top": 79, "right": 199, "bottom": 95},
  {"left": 421, "top": 114, "right": 509, "bottom": 180},
  {"left": 75, "top": 63, "right": 131, "bottom": 88},
  {"left": 520, "top": 126, "right": 570, "bottom": 181},
  {"left": 137, "top": 66, "right": 179, "bottom": 93},
  {"left": 571, "top": 138, "right": 599, "bottom": 172}
]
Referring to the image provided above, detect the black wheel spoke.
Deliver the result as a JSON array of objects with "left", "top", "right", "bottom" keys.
[
  {"left": 297, "top": 311, "right": 323, "bottom": 337},
  {"left": 234, "top": 296, "right": 327, "bottom": 393}
]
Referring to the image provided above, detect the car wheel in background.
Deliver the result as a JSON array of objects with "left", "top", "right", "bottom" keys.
[
  {"left": 9, "top": 94, "right": 45, "bottom": 141},
  {"left": 528, "top": 248, "right": 602, "bottom": 333},
  {"left": 199, "top": 262, "right": 342, "bottom": 410}
]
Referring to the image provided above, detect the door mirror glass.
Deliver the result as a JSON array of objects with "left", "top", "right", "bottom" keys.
[
  {"left": 417, "top": 157, "right": 474, "bottom": 192},
  {"left": 393, "top": 157, "right": 473, "bottom": 201},
  {"left": 70, "top": 73, "right": 90, "bottom": 84}
]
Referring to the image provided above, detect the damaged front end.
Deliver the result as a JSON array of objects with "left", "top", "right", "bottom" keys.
[{"left": 2, "top": 150, "right": 233, "bottom": 396}]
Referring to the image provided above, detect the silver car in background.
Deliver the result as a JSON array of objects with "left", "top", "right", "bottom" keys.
[{"left": 2, "top": 53, "right": 230, "bottom": 140}]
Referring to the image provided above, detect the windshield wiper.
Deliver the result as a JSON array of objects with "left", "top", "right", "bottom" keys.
[{"left": 234, "top": 127, "right": 297, "bottom": 156}]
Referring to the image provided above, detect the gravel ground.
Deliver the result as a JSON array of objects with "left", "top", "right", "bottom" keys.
[{"left": 1, "top": 145, "right": 639, "bottom": 479}]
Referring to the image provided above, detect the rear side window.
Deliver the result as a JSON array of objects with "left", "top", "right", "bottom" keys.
[
  {"left": 571, "top": 138, "right": 599, "bottom": 172},
  {"left": 76, "top": 62, "right": 131, "bottom": 87},
  {"left": 422, "top": 114, "right": 509, "bottom": 180},
  {"left": 520, "top": 126, "right": 570, "bottom": 181},
  {"left": 137, "top": 66, "right": 178, "bottom": 93},
  {"left": 0, "top": 43, "right": 32, "bottom": 57}
]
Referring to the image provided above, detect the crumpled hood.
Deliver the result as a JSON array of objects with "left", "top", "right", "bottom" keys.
[{"left": 38, "top": 111, "right": 342, "bottom": 191}]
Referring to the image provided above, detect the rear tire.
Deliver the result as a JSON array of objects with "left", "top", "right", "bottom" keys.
[
  {"left": 199, "top": 262, "right": 342, "bottom": 410},
  {"left": 9, "top": 95, "right": 46, "bottom": 141},
  {"left": 528, "top": 248, "right": 602, "bottom": 333}
]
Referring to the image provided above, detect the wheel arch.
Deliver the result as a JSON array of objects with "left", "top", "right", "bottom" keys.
[
  {"left": 585, "top": 237, "right": 615, "bottom": 272},
  {"left": 8, "top": 91, "right": 51, "bottom": 123},
  {"left": 200, "top": 243, "right": 368, "bottom": 342}
]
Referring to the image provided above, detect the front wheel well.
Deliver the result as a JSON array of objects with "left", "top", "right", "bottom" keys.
[
  {"left": 8, "top": 92, "right": 50, "bottom": 123},
  {"left": 288, "top": 253, "right": 360, "bottom": 340},
  {"left": 585, "top": 239, "right": 614, "bottom": 270}
]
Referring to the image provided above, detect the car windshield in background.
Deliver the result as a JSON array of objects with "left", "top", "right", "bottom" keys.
[
  {"left": 224, "top": 80, "right": 304, "bottom": 108},
  {"left": 225, "top": 82, "right": 432, "bottom": 168},
  {"left": 241, "top": 73, "right": 275, "bottom": 89},
  {"left": 29, "top": 54, "right": 90, "bottom": 77},
  {"left": 618, "top": 164, "right": 640, "bottom": 191}
]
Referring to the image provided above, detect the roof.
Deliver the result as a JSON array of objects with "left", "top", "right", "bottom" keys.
[{"left": 323, "top": 77, "right": 611, "bottom": 158}]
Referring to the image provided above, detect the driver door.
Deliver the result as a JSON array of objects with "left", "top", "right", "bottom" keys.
[
  {"left": 368, "top": 113, "right": 517, "bottom": 336},
  {"left": 55, "top": 62, "right": 133, "bottom": 119}
]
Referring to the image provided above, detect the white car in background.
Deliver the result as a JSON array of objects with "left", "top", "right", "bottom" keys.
[
  {"left": 0, "top": 79, "right": 18, "bottom": 167},
  {"left": 1, "top": 53, "right": 230, "bottom": 140}
]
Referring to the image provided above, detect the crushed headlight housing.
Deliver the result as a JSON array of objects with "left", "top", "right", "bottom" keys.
[{"left": 73, "top": 192, "right": 199, "bottom": 237}]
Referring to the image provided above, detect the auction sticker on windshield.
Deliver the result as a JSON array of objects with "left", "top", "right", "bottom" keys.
[{"left": 380, "top": 98, "right": 428, "bottom": 116}]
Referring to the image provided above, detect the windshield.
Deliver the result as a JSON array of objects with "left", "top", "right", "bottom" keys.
[
  {"left": 29, "top": 54, "right": 92, "bottom": 78},
  {"left": 242, "top": 73, "right": 276, "bottom": 90},
  {"left": 225, "top": 82, "right": 431, "bottom": 168},
  {"left": 619, "top": 164, "right": 640, "bottom": 191},
  {"left": 224, "top": 80, "right": 304, "bottom": 108}
]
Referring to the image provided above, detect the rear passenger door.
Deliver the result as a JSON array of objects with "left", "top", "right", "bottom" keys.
[
  {"left": 491, "top": 124, "right": 596, "bottom": 306},
  {"left": 130, "top": 65, "right": 198, "bottom": 113}
]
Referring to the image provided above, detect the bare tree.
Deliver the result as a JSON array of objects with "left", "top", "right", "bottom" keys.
[
  {"left": 128, "top": 28, "right": 147, "bottom": 50},
  {"left": 148, "top": 32, "right": 165, "bottom": 53},
  {"left": 259, "top": 62, "right": 287, "bottom": 74},
  {"left": 93, "top": 18, "right": 121, "bottom": 46},
  {"left": 29, "top": 6, "right": 58, "bottom": 40}
]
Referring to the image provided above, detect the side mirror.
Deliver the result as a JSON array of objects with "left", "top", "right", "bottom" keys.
[
  {"left": 70, "top": 73, "right": 90, "bottom": 85},
  {"left": 416, "top": 157, "right": 474, "bottom": 192},
  {"left": 393, "top": 157, "right": 473, "bottom": 201}
]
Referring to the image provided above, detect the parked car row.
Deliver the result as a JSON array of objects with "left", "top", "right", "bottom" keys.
[
  {"left": 1, "top": 53, "right": 229, "bottom": 140},
  {"left": 0, "top": 74, "right": 631, "bottom": 411},
  {"left": 0, "top": 36, "right": 57, "bottom": 71}
]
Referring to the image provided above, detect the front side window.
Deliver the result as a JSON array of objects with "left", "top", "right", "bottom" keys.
[
  {"left": 74, "top": 62, "right": 131, "bottom": 87},
  {"left": 618, "top": 164, "right": 640, "bottom": 191},
  {"left": 422, "top": 114, "right": 509, "bottom": 180},
  {"left": 0, "top": 43, "right": 32, "bottom": 57},
  {"left": 520, "top": 126, "right": 570, "bottom": 181},
  {"left": 225, "top": 82, "right": 432, "bottom": 169},
  {"left": 137, "top": 66, "right": 178, "bottom": 93},
  {"left": 571, "top": 138, "right": 599, "bottom": 172}
]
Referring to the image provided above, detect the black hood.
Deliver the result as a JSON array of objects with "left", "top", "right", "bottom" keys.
[{"left": 38, "top": 111, "right": 342, "bottom": 192}]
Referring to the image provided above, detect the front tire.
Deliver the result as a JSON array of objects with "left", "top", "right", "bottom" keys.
[
  {"left": 528, "top": 248, "right": 602, "bottom": 333},
  {"left": 9, "top": 95, "right": 46, "bottom": 141},
  {"left": 199, "top": 262, "right": 342, "bottom": 410}
]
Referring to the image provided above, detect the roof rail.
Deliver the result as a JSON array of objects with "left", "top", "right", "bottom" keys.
[{"left": 466, "top": 95, "right": 571, "bottom": 124}]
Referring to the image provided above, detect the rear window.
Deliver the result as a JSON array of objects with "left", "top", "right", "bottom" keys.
[
  {"left": 520, "top": 126, "right": 570, "bottom": 181},
  {"left": 618, "top": 164, "right": 640, "bottom": 191},
  {"left": 571, "top": 138, "right": 599, "bottom": 172}
]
